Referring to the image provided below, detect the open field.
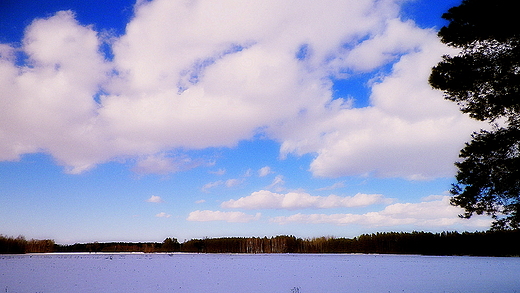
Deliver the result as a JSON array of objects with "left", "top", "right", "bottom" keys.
[{"left": 2, "top": 253, "right": 520, "bottom": 292}]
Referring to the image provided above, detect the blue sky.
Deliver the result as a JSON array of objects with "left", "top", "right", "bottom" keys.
[{"left": 0, "top": 0, "right": 493, "bottom": 244}]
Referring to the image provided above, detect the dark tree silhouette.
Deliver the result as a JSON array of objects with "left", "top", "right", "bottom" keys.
[
  {"left": 161, "top": 237, "right": 180, "bottom": 252},
  {"left": 429, "top": 0, "right": 520, "bottom": 229},
  {"left": 0, "top": 232, "right": 513, "bottom": 256}
]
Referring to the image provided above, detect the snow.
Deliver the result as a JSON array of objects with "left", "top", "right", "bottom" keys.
[{"left": 1, "top": 253, "right": 519, "bottom": 292}]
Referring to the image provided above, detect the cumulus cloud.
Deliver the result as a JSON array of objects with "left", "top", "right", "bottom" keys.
[
  {"left": 155, "top": 212, "right": 171, "bottom": 218},
  {"left": 187, "top": 210, "right": 261, "bottom": 223},
  {"left": 146, "top": 195, "right": 164, "bottom": 203},
  {"left": 258, "top": 166, "right": 273, "bottom": 177},
  {"left": 0, "top": 11, "right": 110, "bottom": 173},
  {"left": 209, "top": 168, "right": 226, "bottom": 175},
  {"left": 221, "top": 190, "right": 392, "bottom": 210},
  {"left": 266, "top": 175, "right": 285, "bottom": 191},
  {"left": 274, "top": 29, "right": 484, "bottom": 179},
  {"left": 225, "top": 178, "right": 243, "bottom": 188},
  {"left": 201, "top": 180, "right": 224, "bottom": 192},
  {"left": 270, "top": 196, "right": 492, "bottom": 229},
  {"left": 0, "top": 0, "right": 484, "bottom": 179},
  {"left": 132, "top": 153, "right": 203, "bottom": 175},
  {"left": 242, "top": 169, "right": 253, "bottom": 177},
  {"left": 316, "top": 181, "right": 346, "bottom": 191},
  {"left": 201, "top": 178, "right": 243, "bottom": 192}
]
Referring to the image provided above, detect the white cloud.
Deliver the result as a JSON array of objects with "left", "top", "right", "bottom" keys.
[
  {"left": 339, "top": 18, "right": 431, "bottom": 72},
  {"left": 225, "top": 178, "right": 243, "bottom": 188},
  {"left": 316, "top": 181, "right": 345, "bottom": 191},
  {"left": 270, "top": 196, "right": 492, "bottom": 229},
  {"left": 209, "top": 168, "right": 226, "bottom": 175},
  {"left": 0, "top": 11, "right": 110, "bottom": 173},
  {"left": 221, "top": 190, "right": 392, "bottom": 210},
  {"left": 266, "top": 175, "right": 285, "bottom": 191},
  {"left": 274, "top": 30, "right": 484, "bottom": 179},
  {"left": 155, "top": 212, "right": 171, "bottom": 218},
  {"left": 201, "top": 178, "right": 243, "bottom": 191},
  {"left": 132, "top": 153, "right": 202, "bottom": 175},
  {"left": 146, "top": 195, "right": 164, "bottom": 203},
  {"left": 0, "top": 1, "right": 484, "bottom": 180},
  {"left": 195, "top": 199, "right": 206, "bottom": 204},
  {"left": 201, "top": 180, "right": 223, "bottom": 192},
  {"left": 242, "top": 169, "right": 253, "bottom": 177},
  {"left": 186, "top": 210, "right": 261, "bottom": 223},
  {"left": 421, "top": 194, "right": 446, "bottom": 202},
  {"left": 258, "top": 166, "right": 273, "bottom": 177}
]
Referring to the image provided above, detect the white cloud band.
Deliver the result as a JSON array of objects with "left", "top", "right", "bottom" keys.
[
  {"left": 269, "top": 196, "right": 491, "bottom": 228},
  {"left": 221, "top": 190, "right": 392, "bottom": 210},
  {"left": 187, "top": 210, "right": 261, "bottom": 223}
]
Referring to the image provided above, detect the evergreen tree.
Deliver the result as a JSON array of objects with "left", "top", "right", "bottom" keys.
[
  {"left": 429, "top": 0, "right": 520, "bottom": 229},
  {"left": 162, "top": 237, "right": 180, "bottom": 252}
]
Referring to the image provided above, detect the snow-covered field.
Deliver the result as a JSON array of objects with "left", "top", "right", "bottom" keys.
[{"left": 1, "top": 253, "right": 519, "bottom": 292}]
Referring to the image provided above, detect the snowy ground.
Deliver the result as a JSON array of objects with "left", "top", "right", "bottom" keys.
[{"left": 1, "top": 253, "right": 520, "bottom": 292}]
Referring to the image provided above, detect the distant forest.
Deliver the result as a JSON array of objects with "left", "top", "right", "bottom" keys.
[{"left": 2, "top": 230, "right": 520, "bottom": 256}]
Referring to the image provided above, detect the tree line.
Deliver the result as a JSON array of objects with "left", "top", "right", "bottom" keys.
[
  {"left": 180, "top": 231, "right": 520, "bottom": 256},
  {"left": 0, "top": 235, "right": 55, "bottom": 254},
  {"left": 2, "top": 230, "right": 520, "bottom": 256}
]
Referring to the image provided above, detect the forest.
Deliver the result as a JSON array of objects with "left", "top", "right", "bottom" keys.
[{"left": 1, "top": 230, "right": 519, "bottom": 256}]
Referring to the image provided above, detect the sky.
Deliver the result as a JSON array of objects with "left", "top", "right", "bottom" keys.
[{"left": 0, "top": 0, "right": 494, "bottom": 244}]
